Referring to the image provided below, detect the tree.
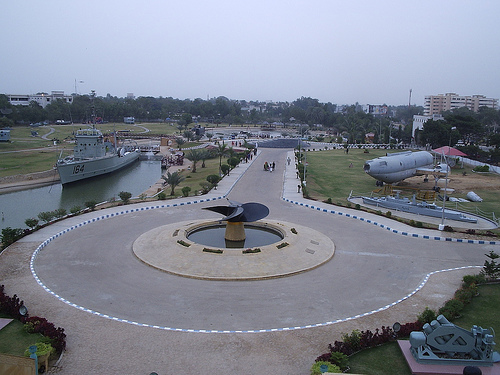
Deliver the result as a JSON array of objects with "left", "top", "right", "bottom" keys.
[
  {"left": 420, "top": 119, "right": 449, "bottom": 148},
  {"left": 186, "top": 149, "right": 202, "bottom": 172},
  {"left": 444, "top": 110, "right": 484, "bottom": 146},
  {"left": 215, "top": 143, "right": 229, "bottom": 176},
  {"left": 198, "top": 149, "right": 212, "bottom": 168},
  {"left": 481, "top": 251, "right": 500, "bottom": 280},
  {"left": 162, "top": 171, "right": 185, "bottom": 196},
  {"left": 183, "top": 130, "right": 195, "bottom": 141},
  {"left": 175, "top": 137, "right": 186, "bottom": 150},
  {"left": 178, "top": 113, "right": 193, "bottom": 129}
]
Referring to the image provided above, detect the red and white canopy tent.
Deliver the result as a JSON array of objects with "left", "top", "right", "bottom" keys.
[
  {"left": 432, "top": 146, "right": 467, "bottom": 167},
  {"left": 432, "top": 146, "right": 467, "bottom": 157}
]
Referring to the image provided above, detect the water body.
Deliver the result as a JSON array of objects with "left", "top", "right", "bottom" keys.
[
  {"left": 0, "top": 160, "right": 162, "bottom": 231},
  {"left": 187, "top": 225, "right": 283, "bottom": 248}
]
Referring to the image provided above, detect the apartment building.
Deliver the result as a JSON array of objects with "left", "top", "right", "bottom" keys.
[
  {"left": 7, "top": 91, "right": 73, "bottom": 108},
  {"left": 424, "top": 93, "right": 498, "bottom": 116}
]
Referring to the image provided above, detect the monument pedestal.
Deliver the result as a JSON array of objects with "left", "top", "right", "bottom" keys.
[{"left": 225, "top": 222, "right": 246, "bottom": 241}]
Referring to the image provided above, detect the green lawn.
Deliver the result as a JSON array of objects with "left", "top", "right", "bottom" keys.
[
  {"left": 453, "top": 284, "right": 500, "bottom": 334},
  {"left": 0, "top": 317, "right": 45, "bottom": 356},
  {"left": 348, "top": 341, "right": 412, "bottom": 375},
  {"left": 304, "top": 148, "right": 500, "bottom": 233}
]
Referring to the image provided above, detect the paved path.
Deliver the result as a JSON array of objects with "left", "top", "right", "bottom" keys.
[{"left": 0, "top": 148, "right": 495, "bottom": 374}]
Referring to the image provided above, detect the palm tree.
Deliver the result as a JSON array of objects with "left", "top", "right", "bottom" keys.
[
  {"left": 186, "top": 149, "right": 202, "bottom": 173},
  {"left": 162, "top": 171, "right": 185, "bottom": 196},
  {"left": 199, "top": 149, "right": 211, "bottom": 168},
  {"left": 215, "top": 143, "right": 229, "bottom": 176},
  {"left": 175, "top": 137, "right": 185, "bottom": 150}
]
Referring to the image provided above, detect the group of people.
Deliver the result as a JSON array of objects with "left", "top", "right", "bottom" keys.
[{"left": 263, "top": 161, "right": 276, "bottom": 172}]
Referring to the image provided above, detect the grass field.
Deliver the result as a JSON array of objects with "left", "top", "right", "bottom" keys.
[
  {"left": 0, "top": 316, "right": 45, "bottom": 356},
  {"left": 303, "top": 148, "right": 500, "bottom": 232}
]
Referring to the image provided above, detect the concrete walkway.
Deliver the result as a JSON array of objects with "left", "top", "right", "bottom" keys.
[{"left": 0, "top": 148, "right": 494, "bottom": 375}]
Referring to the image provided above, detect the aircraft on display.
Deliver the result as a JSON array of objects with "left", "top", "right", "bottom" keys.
[{"left": 363, "top": 150, "right": 449, "bottom": 185}]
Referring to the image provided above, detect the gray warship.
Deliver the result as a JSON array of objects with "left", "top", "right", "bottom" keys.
[
  {"left": 56, "top": 92, "right": 140, "bottom": 185},
  {"left": 362, "top": 194, "right": 478, "bottom": 223}
]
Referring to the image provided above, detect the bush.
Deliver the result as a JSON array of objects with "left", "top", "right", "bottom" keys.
[
  {"left": 385, "top": 211, "right": 392, "bottom": 218},
  {"left": 221, "top": 164, "right": 230, "bottom": 175},
  {"left": 53, "top": 208, "right": 67, "bottom": 219},
  {"left": 206, "top": 174, "right": 221, "bottom": 186},
  {"left": 199, "top": 182, "right": 212, "bottom": 194},
  {"left": 0, "top": 286, "right": 66, "bottom": 354},
  {"left": 1, "top": 227, "right": 24, "bottom": 250},
  {"left": 85, "top": 200, "right": 97, "bottom": 211},
  {"left": 181, "top": 186, "right": 191, "bottom": 197},
  {"left": 473, "top": 165, "right": 489, "bottom": 172},
  {"left": 329, "top": 351, "right": 349, "bottom": 371},
  {"left": 118, "top": 191, "right": 132, "bottom": 204},
  {"left": 24, "top": 342, "right": 53, "bottom": 358},
  {"left": 416, "top": 221, "right": 423, "bottom": 228},
  {"left": 454, "top": 287, "right": 475, "bottom": 304},
  {"left": 417, "top": 307, "right": 437, "bottom": 324},
  {"left": 70, "top": 206, "right": 82, "bottom": 215},
  {"left": 443, "top": 225, "right": 454, "bottom": 232},
  {"left": 438, "top": 299, "right": 464, "bottom": 320},
  {"left": 37, "top": 211, "right": 55, "bottom": 224},
  {"left": 227, "top": 156, "right": 240, "bottom": 169},
  {"left": 157, "top": 192, "right": 167, "bottom": 200},
  {"left": 462, "top": 274, "right": 485, "bottom": 287},
  {"left": 310, "top": 361, "right": 341, "bottom": 374},
  {"left": 25, "top": 218, "right": 39, "bottom": 230},
  {"left": 22, "top": 316, "right": 66, "bottom": 354}
]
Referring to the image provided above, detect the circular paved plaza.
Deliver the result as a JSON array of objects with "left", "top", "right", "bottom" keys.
[{"left": 2, "top": 148, "right": 494, "bottom": 374}]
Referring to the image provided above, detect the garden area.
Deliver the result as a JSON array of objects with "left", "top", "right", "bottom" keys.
[{"left": 310, "top": 251, "right": 500, "bottom": 374}]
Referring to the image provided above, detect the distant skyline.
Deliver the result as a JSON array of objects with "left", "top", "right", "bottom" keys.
[{"left": 2, "top": 1, "right": 499, "bottom": 106}]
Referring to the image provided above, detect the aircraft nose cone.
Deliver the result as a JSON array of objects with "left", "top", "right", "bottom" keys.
[{"left": 363, "top": 163, "right": 371, "bottom": 172}]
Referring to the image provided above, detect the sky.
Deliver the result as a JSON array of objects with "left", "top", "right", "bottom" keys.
[{"left": 2, "top": 0, "right": 499, "bottom": 106}]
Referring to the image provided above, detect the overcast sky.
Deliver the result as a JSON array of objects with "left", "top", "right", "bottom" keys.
[{"left": 2, "top": 1, "right": 499, "bottom": 106}]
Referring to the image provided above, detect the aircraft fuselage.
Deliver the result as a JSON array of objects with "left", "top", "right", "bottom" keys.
[{"left": 363, "top": 151, "right": 434, "bottom": 184}]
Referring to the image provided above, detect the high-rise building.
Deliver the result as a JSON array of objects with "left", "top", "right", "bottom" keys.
[{"left": 424, "top": 93, "right": 498, "bottom": 116}]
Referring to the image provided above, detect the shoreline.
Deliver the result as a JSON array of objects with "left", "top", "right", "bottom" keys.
[{"left": 0, "top": 170, "right": 60, "bottom": 194}]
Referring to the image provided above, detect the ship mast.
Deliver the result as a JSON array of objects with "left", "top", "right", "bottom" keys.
[{"left": 90, "top": 90, "right": 96, "bottom": 130}]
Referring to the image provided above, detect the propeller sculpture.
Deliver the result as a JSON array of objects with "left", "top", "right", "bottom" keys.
[{"left": 204, "top": 200, "right": 270, "bottom": 241}]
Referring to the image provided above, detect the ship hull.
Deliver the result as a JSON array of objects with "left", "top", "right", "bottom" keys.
[
  {"left": 362, "top": 196, "right": 477, "bottom": 223},
  {"left": 57, "top": 151, "right": 140, "bottom": 185}
]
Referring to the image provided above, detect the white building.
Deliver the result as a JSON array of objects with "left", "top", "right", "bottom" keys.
[
  {"left": 424, "top": 93, "right": 498, "bottom": 116},
  {"left": 412, "top": 114, "right": 444, "bottom": 139},
  {"left": 7, "top": 91, "right": 73, "bottom": 108}
]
